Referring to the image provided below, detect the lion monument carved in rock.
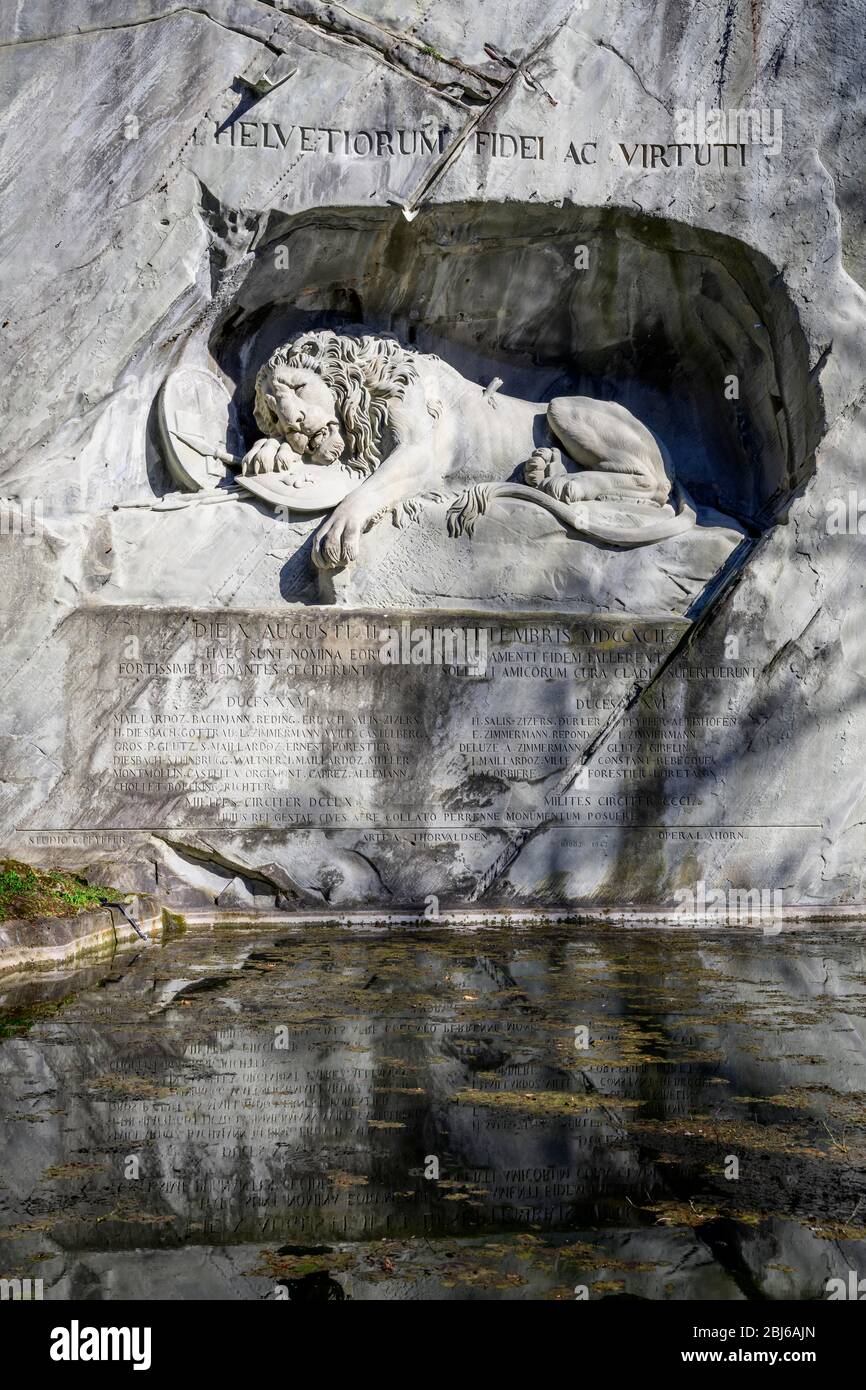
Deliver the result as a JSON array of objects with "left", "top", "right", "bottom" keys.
[{"left": 236, "top": 329, "right": 696, "bottom": 569}]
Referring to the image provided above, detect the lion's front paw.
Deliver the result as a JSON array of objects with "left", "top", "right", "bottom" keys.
[
  {"left": 523, "top": 447, "right": 562, "bottom": 488},
  {"left": 241, "top": 438, "right": 301, "bottom": 475},
  {"left": 312, "top": 503, "right": 364, "bottom": 570}
]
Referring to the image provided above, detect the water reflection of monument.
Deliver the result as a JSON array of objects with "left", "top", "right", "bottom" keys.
[{"left": 1, "top": 927, "right": 863, "bottom": 1298}]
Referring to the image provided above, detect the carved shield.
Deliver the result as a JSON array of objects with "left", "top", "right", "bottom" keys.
[{"left": 158, "top": 366, "right": 242, "bottom": 491}]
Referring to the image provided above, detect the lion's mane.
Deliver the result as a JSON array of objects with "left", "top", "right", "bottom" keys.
[{"left": 253, "top": 330, "right": 438, "bottom": 477}]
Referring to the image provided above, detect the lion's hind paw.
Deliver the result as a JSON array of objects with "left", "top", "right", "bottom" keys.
[{"left": 523, "top": 446, "right": 562, "bottom": 488}]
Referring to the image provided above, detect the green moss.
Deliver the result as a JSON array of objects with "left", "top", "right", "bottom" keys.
[
  {"left": 0, "top": 861, "right": 115, "bottom": 922},
  {"left": 161, "top": 908, "right": 187, "bottom": 935}
]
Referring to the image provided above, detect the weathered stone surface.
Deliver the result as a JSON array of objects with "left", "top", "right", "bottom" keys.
[
  {"left": 0, "top": 895, "right": 161, "bottom": 978},
  {"left": 323, "top": 496, "right": 746, "bottom": 615},
  {"left": 1, "top": 0, "right": 865, "bottom": 914}
]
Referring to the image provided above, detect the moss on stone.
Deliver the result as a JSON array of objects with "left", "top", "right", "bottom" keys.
[{"left": 0, "top": 861, "right": 116, "bottom": 922}]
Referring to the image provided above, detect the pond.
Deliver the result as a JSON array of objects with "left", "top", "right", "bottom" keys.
[{"left": 1, "top": 923, "right": 865, "bottom": 1300}]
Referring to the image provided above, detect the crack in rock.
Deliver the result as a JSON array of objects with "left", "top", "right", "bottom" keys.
[
  {"left": 266, "top": 0, "right": 497, "bottom": 105},
  {"left": 469, "top": 541, "right": 760, "bottom": 903}
]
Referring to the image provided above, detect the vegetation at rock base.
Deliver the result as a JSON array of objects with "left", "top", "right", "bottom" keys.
[{"left": 0, "top": 861, "right": 115, "bottom": 922}]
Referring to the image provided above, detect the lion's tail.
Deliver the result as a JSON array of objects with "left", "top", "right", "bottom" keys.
[{"left": 447, "top": 480, "right": 697, "bottom": 548}]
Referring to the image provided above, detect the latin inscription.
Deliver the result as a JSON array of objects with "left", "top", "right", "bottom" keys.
[
  {"left": 206, "top": 119, "right": 749, "bottom": 170},
  {"left": 16, "top": 609, "right": 770, "bottom": 843}
]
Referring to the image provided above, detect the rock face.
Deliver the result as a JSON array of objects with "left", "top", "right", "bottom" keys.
[
  {"left": 323, "top": 496, "right": 747, "bottom": 615},
  {"left": 1, "top": 0, "right": 865, "bottom": 914}
]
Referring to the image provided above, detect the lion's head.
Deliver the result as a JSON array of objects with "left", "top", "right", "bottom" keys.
[{"left": 253, "top": 330, "right": 432, "bottom": 476}]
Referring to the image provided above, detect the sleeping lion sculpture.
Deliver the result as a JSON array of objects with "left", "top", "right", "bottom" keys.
[{"left": 238, "top": 329, "right": 695, "bottom": 569}]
